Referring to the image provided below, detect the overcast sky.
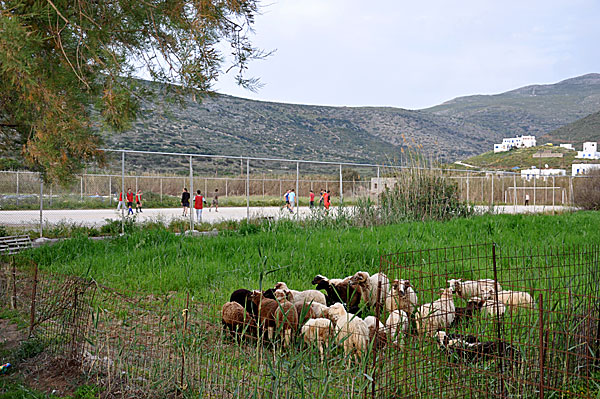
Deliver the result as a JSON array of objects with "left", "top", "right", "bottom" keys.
[{"left": 213, "top": 0, "right": 600, "bottom": 110}]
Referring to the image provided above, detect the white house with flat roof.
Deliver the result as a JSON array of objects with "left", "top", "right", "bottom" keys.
[
  {"left": 576, "top": 142, "right": 600, "bottom": 160},
  {"left": 494, "top": 135, "right": 536, "bottom": 153},
  {"left": 559, "top": 144, "right": 575, "bottom": 150},
  {"left": 572, "top": 163, "right": 600, "bottom": 176},
  {"left": 521, "top": 166, "right": 566, "bottom": 181}
]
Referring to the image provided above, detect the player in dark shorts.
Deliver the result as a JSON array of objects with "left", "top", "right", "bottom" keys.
[
  {"left": 209, "top": 188, "right": 219, "bottom": 212},
  {"left": 181, "top": 188, "right": 190, "bottom": 217},
  {"left": 309, "top": 190, "right": 315, "bottom": 208}
]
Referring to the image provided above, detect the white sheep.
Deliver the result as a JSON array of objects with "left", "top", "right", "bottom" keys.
[
  {"left": 385, "top": 279, "right": 418, "bottom": 315},
  {"left": 416, "top": 288, "right": 456, "bottom": 336},
  {"left": 363, "top": 316, "right": 385, "bottom": 331},
  {"left": 323, "top": 303, "right": 369, "bottom": 362},
  {"left": 385, "top": 309, "right": 409, "bottom": 345},
  {"left": 274, "top": 282, "right": 327, "bottom": 306},
  {"left": 301, "top": 318, "right": 335, "bottom": 360},
  {"left": 447, "top": 278, "right": 502, "bottom": 300},
  {"left": 349, "top": 271, "right": 390, "bottom": 308},
  {"left": 495, "top": 290, "right": 535, "bottom": 311}
]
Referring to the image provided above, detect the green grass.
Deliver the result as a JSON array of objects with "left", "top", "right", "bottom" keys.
[
  {"left": 463, "top": 145, "right": 581, "bottom": 170},
  {"left": 17, "top": 211, "right": 600, "bottom": 303}
]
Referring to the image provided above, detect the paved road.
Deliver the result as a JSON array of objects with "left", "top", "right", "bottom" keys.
[{"left": 0, "top": 205, "right": 573, "bottom": 227}]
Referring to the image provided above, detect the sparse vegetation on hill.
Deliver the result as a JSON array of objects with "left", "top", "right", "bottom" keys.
[
  {"left": 461, "top": 145, "right": 591, "bottom": 170},
  {"left": 542, "top": 110, "right": 600, "bottom": 144}
]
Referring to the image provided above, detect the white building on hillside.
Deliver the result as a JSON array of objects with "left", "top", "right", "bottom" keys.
[
  {"left": 559, "top": 144, "right": 575, "bottom": 150},
  {"left": 572, "top": 163, "right": 600, "bottom": 176},
  {"left": 521, "top": 166, "right": 566, "bottom": 181},
  {"left": 576, "top": 142, "right": 600, "bottom": 160},
  {"left": 494, "top": 135, "right": 537, "bottom": 153}
]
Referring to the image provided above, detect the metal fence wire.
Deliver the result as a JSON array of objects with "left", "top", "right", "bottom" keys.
[
  {"left": 1, "top": 243, "right": 599, "bottom": 398},
  {"left": 376, "top": 243, "right": 600, "bottom": 398}
]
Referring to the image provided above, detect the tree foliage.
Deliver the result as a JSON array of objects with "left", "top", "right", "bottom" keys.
[{"left": 0, "top": 0, "right": 265, "bottom": 183}]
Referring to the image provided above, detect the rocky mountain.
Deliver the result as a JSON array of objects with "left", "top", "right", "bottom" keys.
[{"left": 102, "top": 74, "right": 600, "bottom": 170}]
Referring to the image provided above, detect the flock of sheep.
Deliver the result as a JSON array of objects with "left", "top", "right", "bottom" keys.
[{"left": 221, "top": 271, "right": 535, "bottom": 363}]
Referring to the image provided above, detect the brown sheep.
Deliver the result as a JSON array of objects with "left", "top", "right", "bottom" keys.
[
  {"left": 250, "top": 290, "right": 298, "bottom": 346},
  {"left": 221, "top": 301, "right": 257, "bottom": 337}
]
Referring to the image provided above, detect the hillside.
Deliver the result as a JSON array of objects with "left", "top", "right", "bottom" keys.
[
  {"left": 542, "top": 110, "right": 600, "bottom": 144},
  {"left": 103, "top": 88, "right": 495, "bottom": 171},
  {"left": 99, "top": 74, "right": 600, "bottom": 172},
  {"left": 426, "top": 74, "right": 600, "bottom": 139},
  {"left": 461, "top": 145, "right": 595, "bottom": 170}
]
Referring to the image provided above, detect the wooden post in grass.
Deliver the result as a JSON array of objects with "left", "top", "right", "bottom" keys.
[
  {"left": 121, "top": 152, "right": 125, "bottom": 235},
  {"left": 29, "top": 262, "right": 38, "bottom": 337},
  {"left": 539, "top": 293, "right": 545, "bottom": 399},
  {"left": 11, "top": 258, "right": 16, "bottom": 309},
  {"left": 180, "top": 292, "right": 189, "bottom": 396}
]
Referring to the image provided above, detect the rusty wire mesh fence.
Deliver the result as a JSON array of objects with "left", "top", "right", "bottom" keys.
[
  {"left": 376, "top": 243, "right": 600, "bottom": 398},
  {"left": 1, "top": 243, "right": 599, "bottom": 398}
]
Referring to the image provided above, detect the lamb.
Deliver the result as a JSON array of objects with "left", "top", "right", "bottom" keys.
[
  {"left": 447, "top": 279, "right": 502, "bottom": 300},
  {"left": 301, "top": 318, "right": 335, "bottom": 360},
  {"left": 322, "top": 303, "right": 369, "bottom": 362},
  {"left": 312, "top": 274, "right": 362, "bottom": 314},
  {"left": 495, "top": 290, "right": 535, "bottom": 311},
  {"left": 415, "top": 288, "right": 456, "bottom": 336},
  {"left": 296, "top": 302, "right": 329, "bottom": 325},
  {"left": 349, "top": 271, "right": 390, "bottom": 309},
  {"left": 385, "top": 279, "right": 418, "bottom": 315},
  {"left": 274, "top": 282, "right": 327, "bottom": 306},
  {"left": 450, "top": 297, "right": 485, "bottom": 327},
  {"left": 221, "top": 301, "right": 257, "bottom": 337},
  {"left": 385, "top": 310, "right": 409, "bottom": 345},
  {"left": 249, "top": 290, "right": 298, "bottom": 345},
  {"left": 363, "top": 316, "right": 385, "bottom": 331}
]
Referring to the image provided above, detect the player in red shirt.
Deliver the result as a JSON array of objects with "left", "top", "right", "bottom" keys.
[
  {"left": 126, "top": 188, "right": 134, "bottom": 215},
  {"left": 323, "top": 190, "right": 330, "bottom": 212},
  {"left": 135, "top": 190, "right": 143, "bottom": 213},
  {"left": 194, "top": 190, "right": 207, "bottom": 223},
  {"left": 309, "top": 190, "right": 315, "bottom": 209},
  {"left": 116, "top": 191, "right": 124, "bottom": 211}
]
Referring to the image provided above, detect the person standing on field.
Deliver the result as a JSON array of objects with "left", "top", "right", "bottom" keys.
[
  {"left": 525, "top": 193, "right": 530, "bottom": 206},
  {"left": 288, "top": 189, "right": 296, "bottom": 213},
  {"left": 323, "top": 190, "right": 331, "bottom": 213},
  {"left": 116, "top": 191, "right": 124, "bottom": 211},
  {"left": 309, "top": 190, "right": 315, "bottom": 209},
  {"left": 208, "top": 188, "right": 219, "bottom": 212},
  {"left": 135, "top": 190, "right": 143, "bottom": 213},
  {"left": 181, "top": 188, "right": 190, "bottom": 217},
  {"left": 194, "top": 190, "right": 207, "bottom": 223},
  {"left": 126, "top": 188, "right": 134, "bottom": 215},
  {"left": 319, "top": 189, "right": 325, "bottom": 208},
  {"left": 282, "top": 189, "right": 291, "bottom": 211}
]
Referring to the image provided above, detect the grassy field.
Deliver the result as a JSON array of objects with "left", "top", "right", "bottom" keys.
[
  {"left": 6, "top": 211, "right": 600, "bottom": 397},
  {"left": 19, "top": 211, "right": 600, "bottom": 302}
]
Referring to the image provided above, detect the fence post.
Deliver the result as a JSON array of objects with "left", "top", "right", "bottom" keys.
[
  {"left": 492, "top": 243, "right": 505, "bottom": 397},
  {"left": 533, "top": 175, "right": 537, "bottom": 206},
  {"left": 225, "top": 178, "right": 228, "bottom": 197},
  {"left": 39, "top": 180, "right": 43, "bottom": 238},
  {"left": 539, "top": 293, "right": 545, "bottom": 399},
  {"left": 180, "top": 292, "right": 189, "bottom": 396},
  {"left": 16, "top": 171, "right": 19, "bottom": 207},
  {"left": 552, "top": 176, "right": 555, "bottom": 214},
  {"left": 490, "top": 174, "right": 494, "bottom": 207},
  {"left": 204, "top": 178, "right": 207, "bottom": 199},
  {"left": 279, "top": 179, "right": 281, "bottom": 199},
  {"left": 296, "top": 162, "right": 299, "bottom": 220},
  {"left": 121, "top": 152, "right": 125, "bottom": 235},
  {"left": 246, "top": 158, "right": 250, "bottom": 222},
  {"left": 339, "top": 164, "right": 343, "bottom": 205},
  {"left": 262, "top": 174, "right": 265, "bottom": 199},
  {"left": 109, "top": 175, "right": 112, "bottom": 205},
  {"left": 371, "top": 280, "right": 383, "bottom": 398},
  {"left": 80, "top": 175, "right": 83, "bottom": 201},
  {"left": 569, "top": 176, "right": 574, "bottom": 207},
  {"left": 466, "top": 172, "right": 470, "bottom": 204},
  {"left": 189, "top": 156, "right": 194, "bottom": 231},
  {"left": 160, "top": 178, "right": 163, "bottom": 201},
  {"left": 135, "top": 176, "right": 138, "bottom": 193},
  {"left": 513, "top": 174, "right": 517, "bottom": 212},
  {"left": 11, "top": 258, "right": 16, "bottom": 309},
  {"left": 376, "top": 166, "right": 380, "bottom": 205},
  {"left": 29, "top": 262, "right": 38, "bottom": 337}
]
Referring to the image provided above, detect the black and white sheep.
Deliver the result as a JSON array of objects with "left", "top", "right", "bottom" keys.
[
  {"left": 435, "top": 331, "right": 520, "bottom": 363},
  {"left": 312, "top": 274, "right": 362, "bottom": 314}
]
